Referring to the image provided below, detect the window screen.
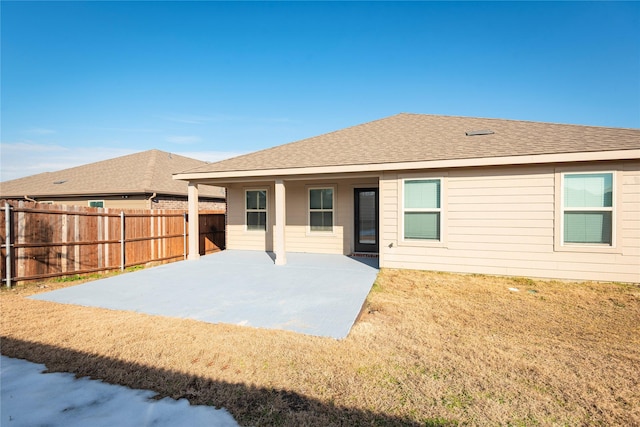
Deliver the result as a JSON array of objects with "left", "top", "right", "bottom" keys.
[
  {"left": 309, "top": 188, "right": 333, "bottom": 232},
  {"left": 403, "top": 179, "right": 441, "bottom": 240},
  {"left": 246, "top": 190, "right": 267, "bottom": 231},
  {"left": 563, "top": 173, "right": 613, "bottom": 245}
]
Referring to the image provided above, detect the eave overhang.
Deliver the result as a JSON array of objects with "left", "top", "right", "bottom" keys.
[
  {"left": 0, "top": 190, "right": 225, "bottom": 200},
  {"left": 173, "top": 149, "right": 640, "bottom": 183}
]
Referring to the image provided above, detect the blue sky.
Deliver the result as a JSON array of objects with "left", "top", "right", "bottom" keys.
[{"left": 1, "top": 1, "right": 639, "bottom": 181}]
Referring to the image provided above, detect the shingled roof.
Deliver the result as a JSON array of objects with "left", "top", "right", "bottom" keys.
[
  {"left": 0, "top": 149, "right": 225, "bottom": 199},
  {"left": 178, "top": 113, "right": 640, "bottom": 176}
]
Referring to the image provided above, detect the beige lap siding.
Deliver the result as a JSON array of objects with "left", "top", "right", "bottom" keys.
[
  {"left": 380, "top": 161, "right": 640, "bottom": 283},
  {"left": 282, "top": 181, "right": 343, "bottom": 254},
  {"left": 225, "top": 178, "right": 378, "bottom": 255},
  {"left": 283, "top": 179, "right": 377, "bottom": 254},
  {"left": 225, "top": 182, "right": 274, "bottom": 252},
  {"left": 622, "top": 162, "right": 640, "bottom": 259}
]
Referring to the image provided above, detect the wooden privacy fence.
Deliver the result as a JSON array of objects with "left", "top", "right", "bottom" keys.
[{"left": 1, "top": 200, "right": 225, "bottom": 286}]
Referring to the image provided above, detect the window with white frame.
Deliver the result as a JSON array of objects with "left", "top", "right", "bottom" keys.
[
  {"left": 403, "top": 179, "right": 441, "bottom": 240},
  {"left": 88, "top": 200, "right": 104, "bottom": 208},
  {"left": 562, "top": 172, "right": 613, "bottom": 245},
  {"left": 245, "top": 189, "right": 267, "bottom": 231},
  {"left": 309, "top": 188, "right": 334, "bottom": 232}
]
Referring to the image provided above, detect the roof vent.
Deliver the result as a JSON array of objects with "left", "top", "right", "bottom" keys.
[
  {"left": 465, "top": 130, "right": 494, "bottom": 136},
  {"left": 53, "top": 180, "right": 67, "bottom": 184}
]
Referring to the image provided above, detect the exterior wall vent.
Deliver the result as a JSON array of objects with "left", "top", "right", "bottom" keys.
[{"left": 465, "top": 130, "right": 494, "bottom": 136}]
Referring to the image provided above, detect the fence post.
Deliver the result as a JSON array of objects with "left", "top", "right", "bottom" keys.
[
  {"left": 97, "top": 208, "right": 103, "bottom": 269},
  {"left": 120, "top": 211, "right": 125, "bottom": 271},
  {"left": 104, "top": 213, "right": 110, "bottom": 268},
  {"left": 61, "top": 207, "right": 68, "bottom": 273},
  {"left": 16, "top": 201, "right": 25, "bottom": 279},
  {"left": 4, "top": 203, "right": 11, "bottom": 288},
  {"left": 183, "top": 212, "right": 187, "bottom": 260},
  {"left": 74, "top": 211, "right": 81, "bottom": 272}
]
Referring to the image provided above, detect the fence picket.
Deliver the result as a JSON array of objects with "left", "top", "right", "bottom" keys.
[{"left": 0, "top": 200, "right": 225, "bottom": 285}]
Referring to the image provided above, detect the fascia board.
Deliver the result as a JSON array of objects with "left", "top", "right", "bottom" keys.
[
  {"left": 172, "top": 149, "right": 640, "bottom": 182},
  {"left": 0, "top": 191, "right": 147, "bottom": 199}
]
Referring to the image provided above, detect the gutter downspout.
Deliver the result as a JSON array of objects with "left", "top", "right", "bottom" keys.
[
  {"left": 147, "top": 192, "right": 157, "bottom": 209},
  {"left": 24, "top": 195, "right": 37, "bottom": 203}
]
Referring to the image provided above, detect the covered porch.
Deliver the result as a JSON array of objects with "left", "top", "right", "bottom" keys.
[{"left": 185, "top": 174, "right": 381, "bottom": 266}]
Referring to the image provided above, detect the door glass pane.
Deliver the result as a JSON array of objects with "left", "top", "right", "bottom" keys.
[
  {"left": 359, "top": 191, "right": 376, "bottom": 244},
  {"left": 404, "top": 212, "right": 440, "bottom": 240},
  {"left": 564, "top": 212, "right": 612, "bottom": 244}
]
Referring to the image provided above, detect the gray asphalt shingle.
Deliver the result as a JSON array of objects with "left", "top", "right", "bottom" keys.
[
  {"left": 183, "top": 113, "right": 640, "bottom": 174},
  {"left": 1, "top": 149, "right": 224, "bottom": 198}
]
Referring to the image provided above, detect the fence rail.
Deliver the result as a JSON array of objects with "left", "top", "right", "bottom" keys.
[{"left": 1, "top": 200, "right": 225, "bottom": 286}]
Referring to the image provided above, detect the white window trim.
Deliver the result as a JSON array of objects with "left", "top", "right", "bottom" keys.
[
  {"left": 88, "top": 200, "right": 104, "bottom": 208},
  {"left": 244, "top": 188, "right": 268, "bottom": 232},
  {"left": 555, "top": 168, "right": 620, "bottom": 253},
  {"left": 398, "top": 174, "right": 447, "bottom": 248},
  {"left": 306, "top": 185, "right": 336, "bottom": 235}
]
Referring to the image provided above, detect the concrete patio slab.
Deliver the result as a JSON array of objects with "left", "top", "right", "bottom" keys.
[{"left": 30, "top": 251, "right": 379, "bottom": 339}]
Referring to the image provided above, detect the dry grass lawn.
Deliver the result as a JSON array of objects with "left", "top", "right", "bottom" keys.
[{"left": 1, "top": 269, "right": 639, "bottom": 426}]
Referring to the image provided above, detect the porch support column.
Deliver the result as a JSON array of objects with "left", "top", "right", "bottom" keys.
[
  {"left": 274, "top": 178, "right": 287, "bottom": 265},
  {"left": 187, "top": 182, "right": 200, "bottom": 260}
]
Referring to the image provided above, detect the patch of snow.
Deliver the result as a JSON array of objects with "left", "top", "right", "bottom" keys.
[{"left": 0, "top": 356, "right": 238, "bottom": 427}]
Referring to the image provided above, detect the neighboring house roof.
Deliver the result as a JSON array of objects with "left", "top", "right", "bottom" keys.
[
  {"left": 0, "top": 149, "right": 225, "bottom": 199},
  {"left": 175, "top": 113, "right": 640, "bottom": 180}
]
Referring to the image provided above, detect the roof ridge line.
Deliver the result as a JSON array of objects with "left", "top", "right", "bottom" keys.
[{"left": 401, "top": 112, "right": 640, "bottom": 130}]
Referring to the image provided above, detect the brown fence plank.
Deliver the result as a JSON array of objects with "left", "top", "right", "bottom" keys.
[
  {"left": 0, "top": 206, "right": 7, "bottom": 282},
  {"left": 1, "top": 200, "right": 225, "bottom": 284}
]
